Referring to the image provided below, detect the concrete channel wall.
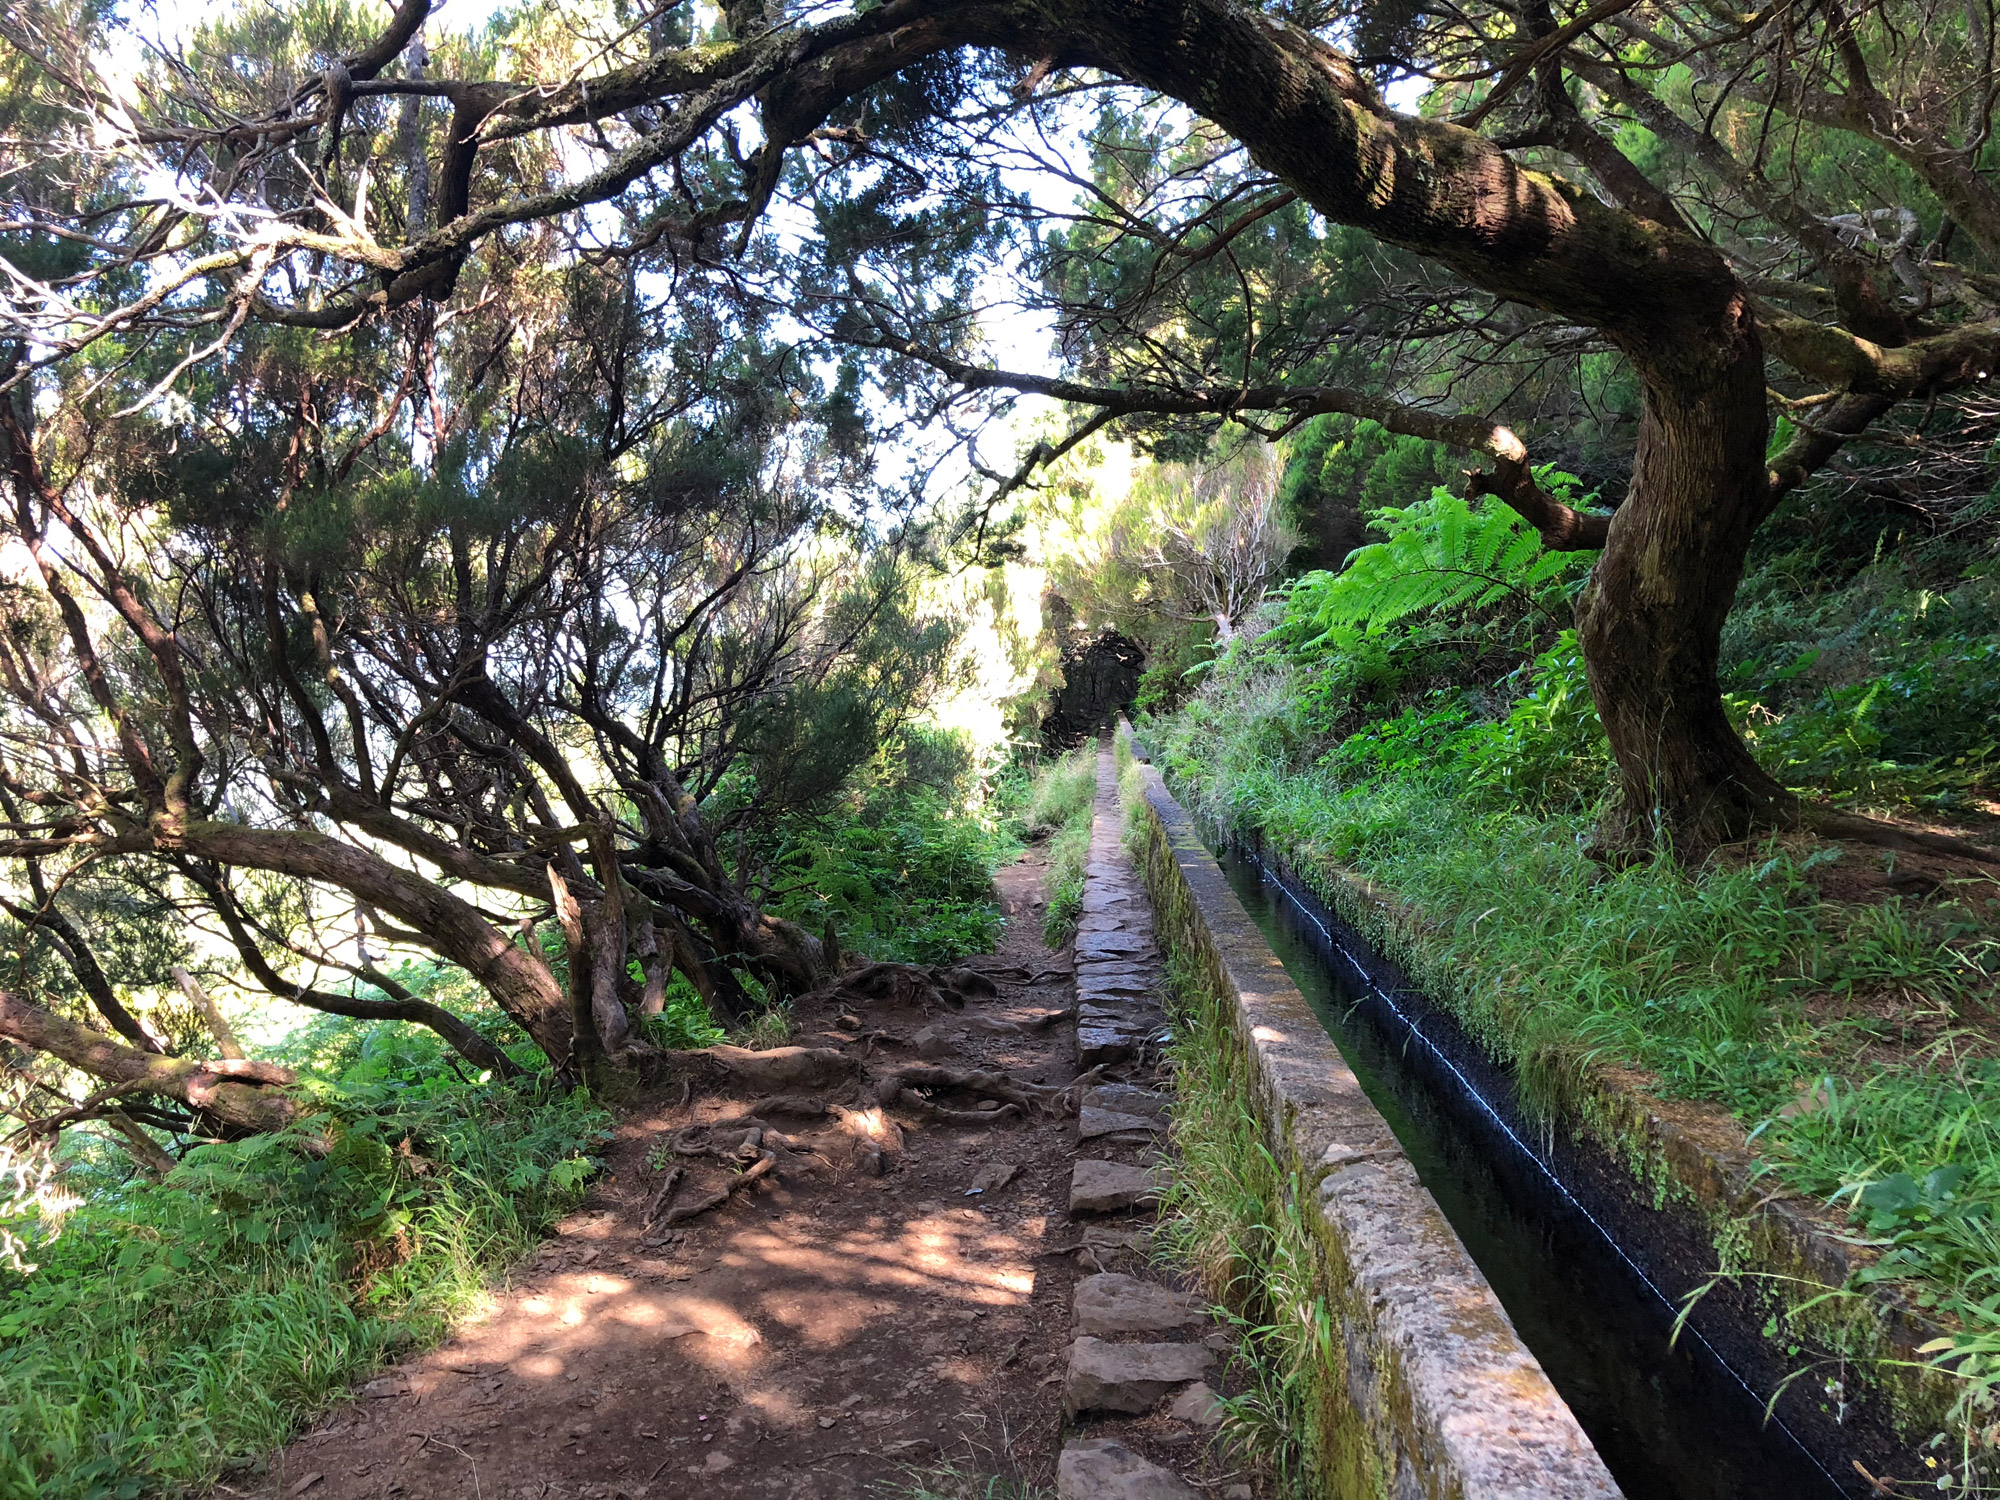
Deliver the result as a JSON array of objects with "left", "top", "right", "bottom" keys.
[{"left": 1117, "top": 745, "right": 1624, "bottom": 1500}]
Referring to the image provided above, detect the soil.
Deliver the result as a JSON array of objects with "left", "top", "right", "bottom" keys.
[
  {"left": 1709, "top": 829, "right": 2000, "bottom": 1070},
  {"left": 237, "top": 848, "right": 1244, "bottom": 1500},
  {"left": 1800, "top": 837, "right": 2000, "bottom": 910}
]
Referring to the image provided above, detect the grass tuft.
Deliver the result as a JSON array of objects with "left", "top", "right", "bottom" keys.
[
  {"left": 0, "top": 1048, "right": 610, "bottom": 1498},
  {"left": 1149, "top": 640, "right": 2000, "bottom": 1480},
  {"left": 1009, "top": 748, "right": 1098, "bottom": 947},
  {"left": 1155, "top": 954, "right": 1341, "bottom": 1500}
]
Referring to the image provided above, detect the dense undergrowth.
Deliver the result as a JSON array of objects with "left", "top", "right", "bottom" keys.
[
  {"left": 761, "top": 788, "right": 1010, "bottom": 966},
  {"left": 1009, "top": 748, "right": 1098, "bottom": 946},
  {"left": 745, "top": 725, "right": 1016, "bottom": 968},
  {"left": 0, "top": 1001, "right": 611, "bottom": 1499},
  {"left": 1143, "top": 479, "right": 2000, "bottom": 1481}
]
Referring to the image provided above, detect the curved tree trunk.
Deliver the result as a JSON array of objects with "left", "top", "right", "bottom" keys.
[
  {"left": 171, "top": 820, "right": 574, "bottom": 1065},
  {"left": 1576, "top": 305, "right": 1796, "bottom": 854},
  {"left": 187, "top": 864, "right": 526, "bottom": 1080},
  {"left": 938, "top": 0, "right": 1794, "bottom": 856}
]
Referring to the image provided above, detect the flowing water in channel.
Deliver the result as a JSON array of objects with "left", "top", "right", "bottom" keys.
[{"left": 1217, "top": 846, "right": 1863, "bottom": 1500}]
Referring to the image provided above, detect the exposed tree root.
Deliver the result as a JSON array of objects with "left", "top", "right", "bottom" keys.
[
  {"left": 645, "top": 1122, "right": 794, "bottom": 1226},
  {"left": 1059, "top": 1063, "right": 1111, "bottom": 1113},
  {"left": 828, "top": 1104, "right": 905, "bottom": 1156},
  {"left": 660, "top": 1149, "right": 776, "bottom": 1225},
  {"left": 875, "top": 1064, "right": 1064, "bottom": 1118},
  {"left": 653, "top": 956, "right": 1096, "bottom": 1187},
  {"left": 736, "top": 1093, "right": 828, "bottom": 1119},
  {"left": 901, "top": 1098, "right": 1022, "bottom": 1126},
  {"left": 796, "top": 961, "right": 1004, "bottom": 1015},
  {"left": 680, "top": 1044, "right": 862, "bottom": 1092},
  {"left": 1809, "top": 808, "right": 2000, "bottom": 868}
]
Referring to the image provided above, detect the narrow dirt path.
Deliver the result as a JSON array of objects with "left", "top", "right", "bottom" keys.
[{"left": 245, "top": 847, "right": 1181, "bottom": 1500}]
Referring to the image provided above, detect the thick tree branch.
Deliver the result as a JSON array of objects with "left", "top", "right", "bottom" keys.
[
  {"left": 1760, "top": 314, "right": 2000, "bottom": 397},
  {"left": 0, "top": 990, "right": 297, "bottom": 1135},
  {"left": 187, "top": 864, "right": 524, "bottom": 1078},
  {"left": 867, "top": 338, "right": 1611, "bottom": 550},
  {"left": 1764, "top": 392, "right": 1897, "bottom": 504}
]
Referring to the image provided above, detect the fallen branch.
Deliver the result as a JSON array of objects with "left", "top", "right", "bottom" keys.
[{"left": 641, "top": 1165, "right": 683, "bottom": 1227}]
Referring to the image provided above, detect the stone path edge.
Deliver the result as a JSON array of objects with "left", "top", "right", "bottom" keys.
[{"left": 1118, "top": 735, "right": 1624, "bottom": 1500}]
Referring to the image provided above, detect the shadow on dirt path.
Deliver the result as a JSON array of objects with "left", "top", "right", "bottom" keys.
[{"left": 243, "top": 848, "right": 1148, "bottom": 1500}]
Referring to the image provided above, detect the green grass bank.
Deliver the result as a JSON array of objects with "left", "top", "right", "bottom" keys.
[{"left": 1144, "top": 672, "right": 2000, "bottom": 1481}]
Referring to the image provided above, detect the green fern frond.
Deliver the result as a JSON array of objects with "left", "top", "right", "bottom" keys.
[{"left": 1298, "top": 487, "right": 1596, "bottom": 634}]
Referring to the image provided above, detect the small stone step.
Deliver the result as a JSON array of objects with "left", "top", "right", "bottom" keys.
[
  {"left": 1064, "top": 1335, "right": 1213, "bottom": 1414},
  {"left": 1073, "top": 1272, "right": 1202, "bottom": 1336},
  {"left": 1069, "top": 1159, "right": 1161, "bottom": 1214},
  {"left": 1079, "top": 1106, "right": 1163, "bottom": 1140},
  {"left": 1075, "top": 963, "right": 1161, "bottom": 996},
  {"left": 1165, "top": 1380, "right": 1225, "bottom": 1429},
  {"left": 1056, "top": 1438, "right": 1201, "bottom": 1500},
  {"left": 1075, "top": 930, "right": 1153, "bottom": 961},
  {"left": 1083, "top": 1084, "right": 1168, "bottom": 1118},
  {"left": 1076, "top": 1012, "right": 1144, "bottom": 1033},
  {"left": 1077, "top": 913, "right": 1146, "bottom": 937},
  {"left": 1077, "top": 1025, "right": 1142, "bottom": 1067}
]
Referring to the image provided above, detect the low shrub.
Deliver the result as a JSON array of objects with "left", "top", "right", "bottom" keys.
[{"left": 1006, "top": 748, "right": 1098, "bottom": 947}]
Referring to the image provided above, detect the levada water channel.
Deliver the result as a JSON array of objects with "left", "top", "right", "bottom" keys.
[{"left": 1216, "top": 841, "right": 1903, "bottom": 1500}]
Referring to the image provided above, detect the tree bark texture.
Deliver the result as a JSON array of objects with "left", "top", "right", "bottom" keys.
[{"left": 172, "top": 821, "right": 574, "bottom": 1060}]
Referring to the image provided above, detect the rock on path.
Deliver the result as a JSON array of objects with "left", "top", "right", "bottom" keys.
[
  {"left": 1064, "top": 1337, "right": 1215, "bottom": 1416},
  {"left": 1073, "top": 1273, "right": 1203, "bottom": 1337},
  {"left": 1069, "top": 1159, "right": 1161, "bottom": 1214},
  {"left": 1057, "top": 1439, "right": 1204, "bottom": 1500}
]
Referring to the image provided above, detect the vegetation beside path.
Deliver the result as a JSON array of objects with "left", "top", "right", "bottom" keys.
[
  {"left": 0, "top": 1030, "right": 612, "bottom": 1498},
  {"left": 1136, "top": 489, "right": 2000, "bottom": 1483},
  {"left": 0, "top": 733, "right": 1024, "bottom": 1499}
]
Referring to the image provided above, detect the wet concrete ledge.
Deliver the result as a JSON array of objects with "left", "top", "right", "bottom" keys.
[{"left": 1119, "top": 752, "right": 1623, "bottom": 1500}]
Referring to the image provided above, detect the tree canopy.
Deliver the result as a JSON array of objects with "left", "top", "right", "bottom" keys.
[
  {"left": 0, "top": 0, "right": 1995, "bottom": 1131},
  {"left": 2, "top": 0, "right": 1993, "bottom": 849}
]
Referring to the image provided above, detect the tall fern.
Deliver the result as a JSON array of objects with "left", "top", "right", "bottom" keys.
[{"left": 1287, "top": 482, "right": 1599, "bottom": 643}]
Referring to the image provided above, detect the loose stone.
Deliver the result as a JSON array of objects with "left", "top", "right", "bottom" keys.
[
  {"left": 1074, "top": 931, "right": 1153, "bottom": 961},
  {"left": 1056, "top": 1439, "right": 1203, "bottom": 1500},
  {"left": 1063, "top": 1336, "right": 1213, "bottom": 1415},
  {"left": 1164, "top": 1380, "right": 1225, "bottom": 1429}
]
